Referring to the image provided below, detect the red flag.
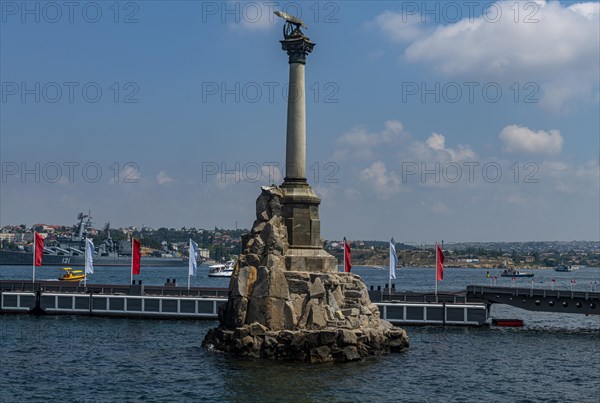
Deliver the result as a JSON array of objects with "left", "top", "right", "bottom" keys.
[
  {"left": 344, "top": 240, "right": 352, "bottom": 273},
  {"left": 436, "top": 243, "right": 444, "bottom": 281},
  {"left": 132, "top": 239, "right": 141, "bottom": 275},
  {"left": 34, "top": 232, "right": 44, "bottom": 267}
]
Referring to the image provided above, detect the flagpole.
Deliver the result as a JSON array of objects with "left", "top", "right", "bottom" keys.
[
  {"left": 187, "top": 241, "right": 191, "bottom": 290},
  {"left": 435, "top": 242, "right": 438, "bottom": 302},
  {"left": 130, "top": 237, "right": 134, "bottom": 286},
  {"left": 388, "top": 262, "right": 392, "bottom": 301},
  {"left": 84, "top": 238, "right": 87, "bottom": 288},
  {"left": 32, "top": 231, "right": 36, "bottom": 284},
  {"left": 343, "top": 237, "right": 346, "bottom": 273},
  {"left": 389, "top": 238, "right": 393, "bottom": 302}
]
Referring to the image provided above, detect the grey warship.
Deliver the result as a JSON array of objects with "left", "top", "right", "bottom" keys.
[{"left": 0, "top": 213, "right": 190, "bottom": 267}]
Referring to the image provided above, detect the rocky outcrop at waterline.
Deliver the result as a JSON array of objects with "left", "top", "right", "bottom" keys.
[{"left": 202, "top": 186, "right": 408, "bottom": 362}]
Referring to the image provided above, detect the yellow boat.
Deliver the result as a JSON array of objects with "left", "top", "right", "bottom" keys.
[{"left": 58, "top": 268, "right": 86, "bottom": 282}]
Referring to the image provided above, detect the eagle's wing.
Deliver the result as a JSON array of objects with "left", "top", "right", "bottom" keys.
[
  {"left": 274, "top": 10, "right": 290, "bottom": 20},
  {"left": 273, "top": 10, "right": 307, "bottom": 29}
]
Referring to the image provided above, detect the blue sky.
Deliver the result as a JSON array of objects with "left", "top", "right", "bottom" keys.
[{"left": 1, "top": 1, "right": 599, "bottom": 242}]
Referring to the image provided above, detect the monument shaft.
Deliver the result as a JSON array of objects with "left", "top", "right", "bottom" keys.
[{"left": 285, "top": 63, "right": 306, "bottom": 180}]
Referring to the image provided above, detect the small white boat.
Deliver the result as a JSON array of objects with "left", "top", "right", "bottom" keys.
[
  {"left": 554, "top": 265, "right": 573, "bottom": 272},
  {"left": 501, "top": 268, "right": 534, "bottom": 278},
  {"left": 208, "top": 260, "right": 235, "bottom": 277}
]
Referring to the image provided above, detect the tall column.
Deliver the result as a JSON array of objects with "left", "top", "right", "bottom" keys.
[
  {"left": 285, "top": 63, "right": 306, "bottom": 181},
  {"left": 281, "top": 34, "right": 314, "bottom": 185},
  {"left": 278, "top": 26, "right": 335, "bottom": 272}
]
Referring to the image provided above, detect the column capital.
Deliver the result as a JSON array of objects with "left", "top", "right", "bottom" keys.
[{"left": 280, "top": 35, "right": 315, "bottom": 65}]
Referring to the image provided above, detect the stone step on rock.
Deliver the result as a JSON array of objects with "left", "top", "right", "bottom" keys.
[
  {"left": 342, "top": 308, "right": 360, "bottom": 317},
  {"left": 344, "top": 290, "right": 363, "bottom": 299}
]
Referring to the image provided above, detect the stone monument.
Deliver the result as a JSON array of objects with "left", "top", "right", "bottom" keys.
[{"left": 202, "top": 12, "right": 408, "bottom": 362}]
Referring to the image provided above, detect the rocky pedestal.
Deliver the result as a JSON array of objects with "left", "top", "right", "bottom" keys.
[{"left": 202, "top": 186, "right": 409, "bottom": 362}]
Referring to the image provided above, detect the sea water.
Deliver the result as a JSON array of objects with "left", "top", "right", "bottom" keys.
[{"left": 1, "top": 265, "right": 599, "bottom": 402}]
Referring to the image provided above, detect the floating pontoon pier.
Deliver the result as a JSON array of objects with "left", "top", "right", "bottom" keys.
[{"left": 0, "top": 280, "right": 491, "bottom": 326}]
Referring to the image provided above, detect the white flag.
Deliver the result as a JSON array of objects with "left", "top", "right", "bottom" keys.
[
  {"left": 85, "top": 238, "right": 94, "bottom": 274},
  {"left": 189, "top": 239, "right": 198, "bottom": 276},
  {"left": 389, "top": 238, "right": 397, "bottom": 280}
]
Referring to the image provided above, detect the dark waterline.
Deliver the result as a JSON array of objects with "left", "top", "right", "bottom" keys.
[{"left": 1, "top": 266, "right": 599, "bottom": 402}]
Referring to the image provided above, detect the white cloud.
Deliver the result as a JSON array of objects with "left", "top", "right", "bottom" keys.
[
  {"left": 261, "top": 164, "right": 282, "bottom": 184},
  {"left": 228, "top": 2, "right": 275, "bottom": 32},
  {"left": 425, "top": 133, "right": 445, "bottom": 151},
  {"left": 540, "top": 160, "right": 599, "bottom": 194},
  {"left": 569, "top": 2, "right": 600, "bottom": 19},
  {"left": 313, "top": 185, "right": 330, "bottom": 200},
  {"left": 432, "top": 201, "right": 450, "bottom": 214},
  {"left": 410, "top": 133, "right": 477, "bottom": 163},
  {"left": 507, "top": 194, "right": 531, "bottom": 205},
  {"left": 359, "top": 161, "right": 400, "bottom": 199},
  {"left": 374, "top": 1, "right": 600, "bottom": 110},
  {"left": 156, "top": 171, "right": 174, "bottom": 185},
  {"left": 109, "top": 164, "right": 141, "bottom": 185},
  {"left": 499, "top": 125, "right": 563, "bottom": 155},
  {"left": 372, "top": 11, "right": 430, "bottom": 43},
  {"left": 335, "top": 120, "right": 407, "bottom": 160},
  {"left": 210, "top": 163, "right": 282, "bottom": 190}
]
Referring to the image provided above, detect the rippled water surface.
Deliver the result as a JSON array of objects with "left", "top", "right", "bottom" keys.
[{"left": 1, "top": 265, "right": 599, "bottom": 402}]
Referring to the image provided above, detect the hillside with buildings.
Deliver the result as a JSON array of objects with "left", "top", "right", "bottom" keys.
[{"left": 1, "top": 223, "right": 598, "bottom": 267}]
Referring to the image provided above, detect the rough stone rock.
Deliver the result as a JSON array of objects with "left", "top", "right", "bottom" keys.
[
  {"left": 202, "top": 185, "right": 409, "bottom": 362},
  {"left": 260, "top": 254, "right": 285, "bottom": 271},
  {"left": 241, "top": 335, "right": 254, "bottom": 348},
  {"left": 369, "top": 304, "right": 382, "bottom": 318},
  {"left": 246, "top": 296, "right": 287, "bottom": 330},
  {"left": 203, "top": 326, "right": 408, "bottom": 363},
  {"left": 342, "top": 308, "right": 359, "bottom": 317},
  {"left": 307, "top": 302, "right": 328, "bottom": 329},
  {"left": 290, "top": 333, "right": 306, "bottom": 350},
  {"left": 387, "top": 329, "right": 409, "bottom": 353},
  {"left": 256, "top": 194, "right": 270, "bottom": 221},
  {"left": 344, "top": 290, "right": 362, "bottom": 299},
  {"left": 342, "top": 346, "right": 361, "bottom": 361},
  {"left": 318, "top": 330, "right": 337, "bottom": 345},
  {"left": 261, "top": 216, "right": 286, "bottom": 255},
  {"left": 337, "top": 329, "right": 358, "bottom": 346},
  {"left": 360, "top": 306, "right": 373, "bottom": 316},
  {"left": 243, "top": 254, "right": 261, "bottom": 268},
  {"left": 249, "top": 322, "right": 268, "bottom": 336},
  {"left": 308, "top": 277, "right": 326, "bottom": 299},
  {"left": 230, "top": 266, "right": 257, "bottom": 298},
  {"left": 332, "top": 285, "right": 344, "bottom": 307},
  {"left": 284, "top": 301, "right": 296, "bottom": 330},
  {"left": 224, "top": 297, "right": 248, "bottom": 328},
  {"left": 249, "top": 236, "right": 265, "bottom": 256},
  {"left": 290, "top": 293, "right": 307, "bottom": 326},
  {"left": 285, "top": 272, "right": 310, "bottom": 293},
  {"left": 269, "top": 196, "right": 282, "bottom": 217},
  {"left": 264, "top": 335, "right": 278, "bottom": 349},
  {"left": 251, "top": 266, "right": 289, "bottom": 300},
  {"left": 310, "top": 346, "right": 332, "bottom": 363},
  {"left": 278, "top": 330, "right": 295, "bottom": 343},
  {"left": 286, "top": 278, "right": 309, "bottom": 295},
  {"left": 327, "top": 289, "right": 340, "bottom": 310},
  {"left": 251, "top": 220, "right": 267, "bottom": 234}
]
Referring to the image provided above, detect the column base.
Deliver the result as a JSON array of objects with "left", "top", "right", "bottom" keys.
[
  {"left": 282, "top": 177, "right": 309, "bottom": 188},
  {"left": 285, "top": 248, "right": 338, "bottom": 273}
]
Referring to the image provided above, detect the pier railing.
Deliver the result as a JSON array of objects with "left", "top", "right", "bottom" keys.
[
  {"left": 368, "top": 289, "right": 468, "bottom": 303},
  {"left": 466, "top": 285, "right": 599, "bottom": 315},
  {"left": 0, "top": 280, "right": 229, "bottom": 298}
]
